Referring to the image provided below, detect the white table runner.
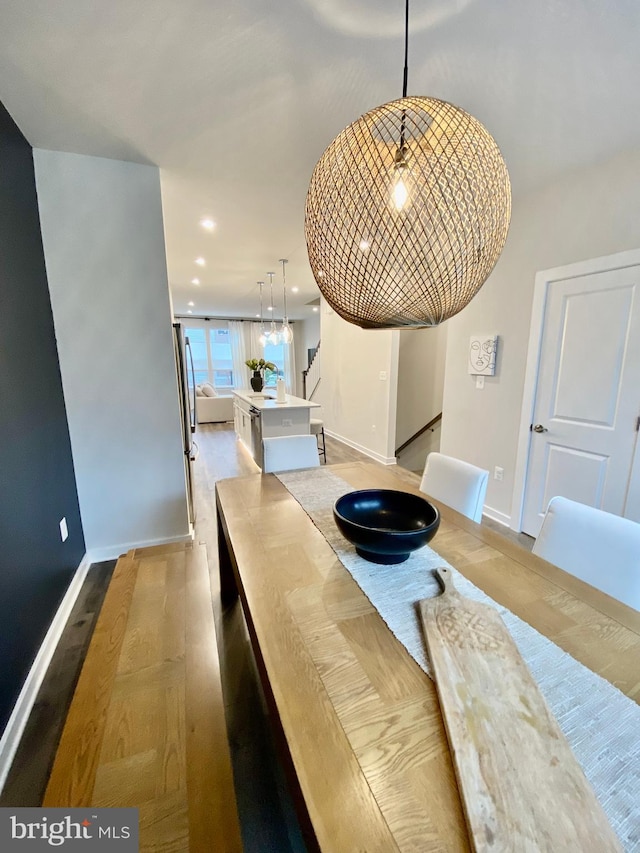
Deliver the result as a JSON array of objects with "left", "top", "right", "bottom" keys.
[{"left": 276, "top": 467, "right": 640, "bottom": 850}]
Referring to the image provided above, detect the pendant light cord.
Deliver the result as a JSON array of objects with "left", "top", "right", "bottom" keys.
[
  {"left": 398, "top": 0, "right": 409, "bottom": 152},
  {"left": 268, "top": 273, "right": 275, "bottom": 322},
  {"left": 402, "top": 0, "right": 409, "bottom": 98},
  {"left": 280, "top": 259, "right": 288, "bottom": 321}
]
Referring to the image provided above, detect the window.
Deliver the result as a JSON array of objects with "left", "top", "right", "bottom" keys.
[
  {"left": 185, "top": 328, "right": 209, "bottom": 385},
  {"left": 262, "top": 341, "right": 285, "bottom": 386},
  {"left": 209, "top": 328, "right": 234, "bottom": 389},
  {"left": 184, "top": 325, "right": 234, "bottom": 389}
]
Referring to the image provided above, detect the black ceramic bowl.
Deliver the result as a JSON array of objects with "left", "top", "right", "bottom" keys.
[{"left": 333, "top": 489, "right": 440, "bottom": 564}]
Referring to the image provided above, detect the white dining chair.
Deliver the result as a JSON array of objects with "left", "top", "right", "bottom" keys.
[
  {"left": 532, "top": 496, "right": 640, "bottom": 610},
  {"left": 419, "top": 452, "right": 489, "bottom": 523},
  {"left": 262, "top": 435, "right": 321, "bottom": 474}
]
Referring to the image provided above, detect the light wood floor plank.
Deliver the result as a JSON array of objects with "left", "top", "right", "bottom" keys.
[
  {"left": 44, "top": 540, "right": 242, "bottom": 852},
  {"left": 43, "top": 554, "right": 139, "bottom": 807}
]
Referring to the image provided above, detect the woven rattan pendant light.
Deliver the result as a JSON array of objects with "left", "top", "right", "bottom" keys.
[{"left": 304, "top": 0, "right": 511, "bottom": 329}]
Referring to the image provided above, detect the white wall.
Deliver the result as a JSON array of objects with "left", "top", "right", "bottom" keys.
[
  {"left": 316, "top": 301, "right": 399, "bottom": 464},
  {"left": 441, "top": 147, "right": 640, "bottom": 527},
  {"left": 396, "top": 324, "right": 448, "bottom": 447},
  {"left": 34, "top": 150, "right": 190, "bottom": 558}
]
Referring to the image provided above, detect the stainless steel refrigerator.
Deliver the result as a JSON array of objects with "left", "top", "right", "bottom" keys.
[{"left": 173, "top": 322, "right": 196, "bottom": 525}]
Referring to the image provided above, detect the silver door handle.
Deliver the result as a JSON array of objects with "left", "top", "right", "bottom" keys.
[{"left": 532, "top": 424, "right": 548, "bottom": 433}]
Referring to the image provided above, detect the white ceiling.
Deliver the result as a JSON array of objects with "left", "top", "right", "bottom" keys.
[{"left": 1, "top": 0, "right": 639, "bottom": 320}]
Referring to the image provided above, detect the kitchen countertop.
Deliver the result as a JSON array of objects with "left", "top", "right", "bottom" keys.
[{"left": 233, "top": 389, "right": 320, "bottom": 411}]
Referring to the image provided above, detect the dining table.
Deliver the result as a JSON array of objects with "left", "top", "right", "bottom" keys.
[{"left": 215, "top": 461, "right": 640, "bottom": 852}]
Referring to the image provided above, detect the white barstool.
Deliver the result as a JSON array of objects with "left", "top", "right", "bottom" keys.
[{"left": 310, "top": 418, "right": 326, "bottom": 463}]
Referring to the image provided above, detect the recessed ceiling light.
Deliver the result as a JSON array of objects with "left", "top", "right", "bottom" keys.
[
  {"left": 255, "top": 313, "right": 260, "bottom": 318},
  {"left": 191, "top": 278, "right": 200, "bottom": 285},
  {"left": 200, "top": 218, "right": 216, "bottom": 231},
  {"left": 312, "top": 306, "right": 319, "bottom": 312},
  {"left": 291, "top": 286, "right": 299, "bottom": 293},
  {"left": 188, "top": 301, "right": 195, "bottom": 307},
  {"left": 195, "top": 257, "right": 205, "bottom": 266},
  {"left": 267, "top": 306, "right": 273, "bottom": 311},
  {"left": 187, "top": 310, "right": 193, "bottom": 314}
]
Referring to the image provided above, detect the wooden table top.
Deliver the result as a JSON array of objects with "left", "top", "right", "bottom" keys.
[{"left": 215, "top": 462, "right": 640, "bottom": 853}]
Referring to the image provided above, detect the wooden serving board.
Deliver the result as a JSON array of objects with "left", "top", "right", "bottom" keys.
[{"left": 418, "top": 567, "right": 622, "bottom": 852}]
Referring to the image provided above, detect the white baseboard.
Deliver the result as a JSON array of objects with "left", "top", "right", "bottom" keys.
[
  {"left": 325, "top": 429, "right": 396, "bottom": 466},
  {"left": 0, "top": 552, "right": 92, "bottom": 794},
  {"left": 482, "top": 505, "right": 512, "bottom": 527},
  {"left": 85, "top": 531, "right": 194, "bottom": 563}
]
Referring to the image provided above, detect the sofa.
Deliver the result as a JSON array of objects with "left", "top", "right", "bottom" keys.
[{"left": 195, "top": 385, "right": 234, "bottom": 423}]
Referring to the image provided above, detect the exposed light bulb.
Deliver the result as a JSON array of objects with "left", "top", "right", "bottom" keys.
[
  {"left": 392, "top": 175, "right": 408, "bottom": 211},
  {"left": 392, "top": 144, "right": 410, "bottom": 212}
]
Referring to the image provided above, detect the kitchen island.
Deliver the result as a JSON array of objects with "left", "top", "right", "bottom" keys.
[{"left": 233, "top": 389, "right": 320, "bottom": 470}]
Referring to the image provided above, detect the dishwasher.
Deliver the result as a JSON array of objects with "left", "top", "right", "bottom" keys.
[{"left": 249, "top": 406, "right": 263, "bottom": 469}]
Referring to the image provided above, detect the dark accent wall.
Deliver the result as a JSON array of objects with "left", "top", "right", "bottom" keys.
[{"left": 0, "top": 102, "right": 85, "bottom": 734}]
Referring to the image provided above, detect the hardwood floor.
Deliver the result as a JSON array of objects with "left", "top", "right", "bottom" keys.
[
  {"left": 43, "top": 541, "right": 243, "bottom": 852},
  {"left": 0, "top": 560, "right": 116, "bottom": 807},
  {"left": 481, "top": 515, "right": 534, "bottom": 552},
  {"left": 2, "top": 423, "right": 535, "bottom": 850}
]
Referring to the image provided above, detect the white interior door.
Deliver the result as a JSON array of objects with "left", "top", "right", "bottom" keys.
[{"left": 522, "top": 263, "right": 640, "bottom": 537}]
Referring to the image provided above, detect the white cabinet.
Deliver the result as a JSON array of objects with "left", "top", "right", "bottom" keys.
[{"left": 234, "top": 399, "right": 254, "bottom": 454}]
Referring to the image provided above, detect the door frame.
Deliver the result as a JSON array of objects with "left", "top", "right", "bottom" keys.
[{"left": 510, "top": 246, "right": 640, "bottom": 532}]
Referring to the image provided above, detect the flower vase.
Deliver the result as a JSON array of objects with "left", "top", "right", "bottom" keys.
[{"left": 250, "top": 371, "right": 263, "bottom": 392}]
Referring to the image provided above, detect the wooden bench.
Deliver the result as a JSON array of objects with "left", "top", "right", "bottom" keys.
[{"left": 44, "top": 541, "right": 242, "bottom": 852}]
